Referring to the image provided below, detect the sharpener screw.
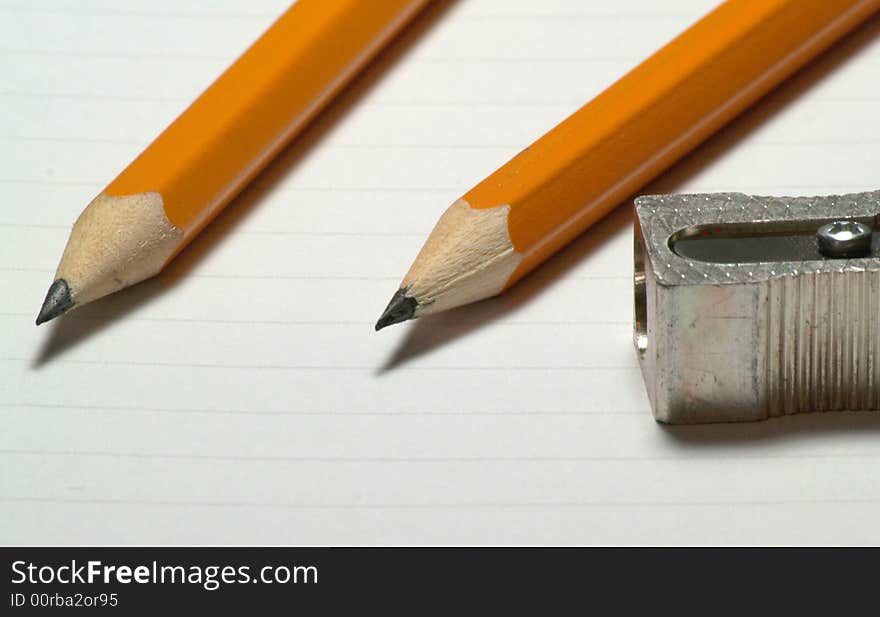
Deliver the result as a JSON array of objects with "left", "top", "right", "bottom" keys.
[{"left": 817, "top": 220, "right": 872, "bottom": 258}]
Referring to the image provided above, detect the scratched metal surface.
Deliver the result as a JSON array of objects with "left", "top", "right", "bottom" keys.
[{"left": 636, "top": 191, "right": 880, "bottom": 286}]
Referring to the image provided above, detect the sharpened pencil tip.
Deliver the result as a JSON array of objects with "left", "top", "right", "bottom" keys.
[
  {"left": 36, "top": 279, "right": 74, "bottom": 326},
  {"left": 375, "top": 288, "right": 418, "bottom": 331}
]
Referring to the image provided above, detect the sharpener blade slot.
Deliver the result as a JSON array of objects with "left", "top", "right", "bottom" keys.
[{"left": 670, "top": 217, "right": 877, "bottom": 264}]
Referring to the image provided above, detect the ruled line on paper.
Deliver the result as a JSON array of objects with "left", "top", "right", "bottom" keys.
[
  {"left": 0, "top": 267, "right": 633, "bottom": 281},
  {"left": 0, "top": 5, "right": 285, "bottom": 19},
  {"left": 0, "top": 136, "right": 531, "bottom": 149},
  {"left": 0, "top": 312, "right": 632, "bottom": 326},
  {"left": 2, "top": 178, "right": 877, "bottom": 193},
  {"left": 4, "top": 90, "right": 880, "bottom": 106},
  {"left": 0, "top": 401, "right": 645, "bottom": 416},
  {"left": 3, "top": 496, "right": 879, "bottom": 510},
  {"left": 1, "top": 49, "right": 647, "bottom": 64},
  {"left": 0, "top": 5, "right": 700, "bottom": 21},
  {"left": 0, "top": 357, "right": 640, "bottom": 371},
  {"left": 0, "top": 222, "right": 435, "bottom": 237},
  {"left": 5, "top": 448, "right": 880, "bottom": 463},
  {"left": 8, "top": 135, "right": 880, "bottom": 148}
]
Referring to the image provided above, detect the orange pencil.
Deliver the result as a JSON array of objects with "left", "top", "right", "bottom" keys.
[
  {"left": 376, "top": 0, "right": 880, "bottom": 330},
  {"left": 36, "top": 0, "right": 429, "bottom": 325}
]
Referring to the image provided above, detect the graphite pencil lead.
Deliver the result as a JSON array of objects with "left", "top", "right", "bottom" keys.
[
  {"left": 35, "top": 279, "right": 74, "bottom": 326},
  {"left": 375, "top": 288, "right": 418, "bottom": 331}
]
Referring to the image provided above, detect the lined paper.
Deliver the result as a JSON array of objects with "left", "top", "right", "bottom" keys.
[{"left": 3, "top": 0, "right": 880, "bottom": 544}]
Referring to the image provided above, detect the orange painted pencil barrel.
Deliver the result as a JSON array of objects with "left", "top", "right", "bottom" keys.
[
  {"left": 480, "top": 0, "right": 880, "bottom": 285},
  {"left": 37, "top": 0, "right": 429, "bottom": 324},
  {"left": 378, "top": 0, "right": 880, "bottom": 329},
  {"left": 110, "top": 0, "right": 429, "bottom": 257}
]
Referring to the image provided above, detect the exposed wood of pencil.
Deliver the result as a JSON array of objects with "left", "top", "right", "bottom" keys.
[
  {"left": 37, "top": 0, "right": 429, "bottom": 325},
  {"left": 377, "top": 0, "right": 880, "bottom": 330}
]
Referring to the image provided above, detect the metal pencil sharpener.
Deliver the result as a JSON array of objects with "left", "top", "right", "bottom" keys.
[{"left": 634, "top": 191, "right": 880, "bottom": 424}]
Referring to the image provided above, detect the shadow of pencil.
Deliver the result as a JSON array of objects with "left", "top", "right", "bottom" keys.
[
  {"left": 377, "top": 206, "right": 632, "bottom": 373},
  {"left": 32, "top": 0, "right": 460, "bottom": 368},
  {"left": 378, "top": 10, "right": 880, "bottom": 374}
]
